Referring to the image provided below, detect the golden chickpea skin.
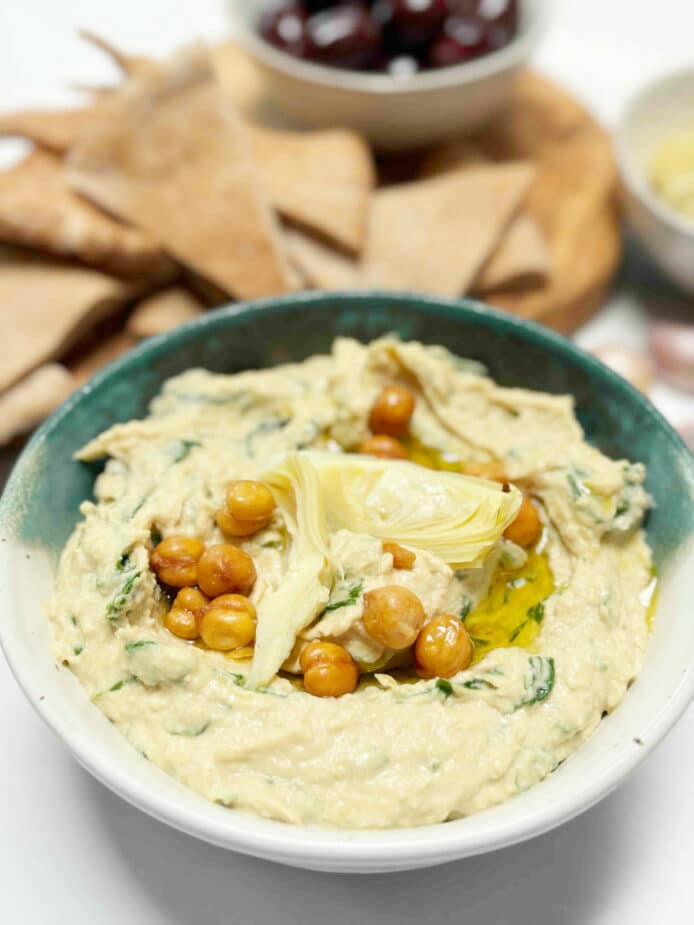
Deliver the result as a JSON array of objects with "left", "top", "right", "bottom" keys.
[
  {"left": 369, "top": 385, "right": 416, "bottom": 438},
  {"left": 197, "top": 544, "right": 257, "bottom": 598},
  {"left": 415, "top": 614, "right": 473, "bottom": 679},
  {"left": 382, "top": 541, "right": 416, "bottom": 570},
  {"left": 227, "top": 480, "right": 275, "bottom": 523},
  {"left": 358, "top": 434, "right": 407, "bottom": 460},
  {"left": 300, "top": 641, "right": 359, "bottom": 697},
  {"left": 150, "top": 535, "right": 204, "bottom": 588},
  {"left": 362, "top": 585, "right": 427, "bottom": 650},
  {"left": 504, "top": 495, "right": 542, "bottom": 548},
  {"left": 217, "top": 480, "right": 276, "bottom": 537},
  {"left": 216, "top": 508, "right": 264, "bottom": 538},
  {"left": 164, "top": 587, "right": 209, "bottom": 641},
  {"left": 199, "top": 594, "right": 257, "bottom": 651}
]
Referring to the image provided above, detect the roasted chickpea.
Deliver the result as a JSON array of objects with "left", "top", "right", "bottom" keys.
[
  {"left": 414, "top": 614, "right": 473, "bottom": 679},
  {"left": 369, "top": 385, "right": 415, "bottom": 438},
  {"left": 358, "top": 434, "right": 407, "bottom": 460},
  {"left": 164, "top": 587, "right": 209, "bottom": 640},
  {"left": 150, "top": 535, "right": 204, "bottom": 588},
  {"left": 197, "top": 544, "right": 257, "bottom": 598},
  {"left": 199, "top": 594, "right": 257, "bottom": 651},
  {"left": 300, "top": 640, "right": 359, "bottom": 697},
  {"left": 362, "top": 585, "right": 427, "bottom": 650},
  {"left": 504, "top": 495, "right": 542, "bottom": 548},
  {"left": 216, "top": 508, "right": 265, "bottom": 537},
  {"left": 227, "top": 480, "right": 275, "bottom": 523},
  {"left": 382, "top": 541, "right": 416, "bottom": 570},
  {"left": 463, "top": 460, "right": 508, "bottom": 482},
  {"left": 216, "top": 480, "right": 276, "bottom": 537}
]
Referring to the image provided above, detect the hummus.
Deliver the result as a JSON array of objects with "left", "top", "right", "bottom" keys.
[{"left": 50, "top": 337, "right": 654, "bottom": 828}]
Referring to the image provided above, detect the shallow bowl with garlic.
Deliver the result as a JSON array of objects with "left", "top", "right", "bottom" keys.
[{"left": 0, "top": 291, "right": 692, "bottom": 873}]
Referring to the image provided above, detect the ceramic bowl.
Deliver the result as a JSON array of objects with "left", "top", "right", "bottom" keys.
[
  {"left": 1, "top": 292, "right": 693, "bottom": 874},
  {"left": 615, "top": 67, "right": 694, "bottom": 294},
  {"left": 228, "top": 0, "right": 549, "bottom": 151}
]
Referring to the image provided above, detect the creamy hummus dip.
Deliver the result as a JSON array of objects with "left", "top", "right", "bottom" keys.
[{"left": 50, "top": 338, "right": 654, "bottom": 828}]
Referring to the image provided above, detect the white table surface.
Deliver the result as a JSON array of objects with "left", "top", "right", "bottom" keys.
[{"left": 1, "top": 2, "right": 692, "bottom": 922}]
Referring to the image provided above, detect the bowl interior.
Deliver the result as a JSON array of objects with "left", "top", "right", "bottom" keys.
[
  {"left": 229, "top": 0, "right": 547, "bottom": 94},
  {"left": 1, "top": 292, "right": 693, "bottom": 872}
]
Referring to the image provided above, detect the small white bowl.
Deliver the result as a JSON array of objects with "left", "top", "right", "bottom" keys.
[
  {"left": 229, "top": 0, "right": 549, "bottom": 150},
  {"left": 616, "top": 67, "right": 694, "bottom": 294}
]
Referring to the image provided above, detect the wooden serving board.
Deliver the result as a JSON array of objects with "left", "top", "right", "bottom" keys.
[{"left": 216, "top": 44, "right": 621, "bottom": 335}]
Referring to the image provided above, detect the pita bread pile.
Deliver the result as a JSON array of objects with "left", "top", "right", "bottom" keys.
[{"left": 0, "top": 34, "right": 554, "bottom": 445}]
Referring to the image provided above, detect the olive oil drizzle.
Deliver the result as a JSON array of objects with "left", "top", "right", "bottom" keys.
[{"left": 464, "top": 549, "right": 554, "bottom": 665}]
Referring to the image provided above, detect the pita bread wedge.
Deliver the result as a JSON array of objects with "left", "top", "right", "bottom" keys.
[
  {"left": 418, "top": 141, "right": 487, "bottom": 178},
  {"left": 0, "top": 150, "right": 172, "bottom": 278},
  {"left": 285, "top": 228, "right": 361, "bottom": 290},
  {"left": 127, "top": 286, "right": 205, "bottom": 339},
  {"left": 0, "top": 258, "right": 135, "bottom": 392},
  {"left": 0, "top": 105, "right": 100, "bottom": 154},
  {"left": 249, "top": 124, "right": 374, "bottom": 254},
  {"left": 78, "top": 30, "right": 156, "bottom": 79},
  {"left": 363, "top": 161, "right": 535, "bottom": 297},
  {"left": 76, "top": 34, "right": 374, "bottom": 253},
  {"left": 472, "top": 214, "right": 550, "bottom": 294},
  {"left": 421, "top": 141, "right": 550, "bottom": 294},
  {"left": 69, "top": 332, "right": 137, "bottom": 386},
  {"left": 211, "top": 40, "right": 275, "bottom": 119},
  {"left": 68, "top": 47, "right": 291, "bottom": 299},
  {"left": 0, "top": 364, "right": 74, "bottom": 445}
]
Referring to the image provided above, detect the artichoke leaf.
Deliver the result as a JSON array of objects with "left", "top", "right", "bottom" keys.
[
  {"left": 247, "top": 453, "right": 332, "bottom": 688},
  {"left": 303, "top": 450, "right": 521, "bottom": 568}
]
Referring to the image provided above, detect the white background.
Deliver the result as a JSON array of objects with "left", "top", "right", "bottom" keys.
[{"left": 1, "top": 2, "right": 693, "bottom": 923}]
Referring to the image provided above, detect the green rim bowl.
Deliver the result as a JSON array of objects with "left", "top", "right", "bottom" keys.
[{"left": 1, "top": 292, "right": 693, "bottom": 873}]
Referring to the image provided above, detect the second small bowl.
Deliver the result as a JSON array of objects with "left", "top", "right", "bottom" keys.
[
  {"left": 228, "top": 0, "right": 549, "bottom": 151},
  {"left": 616, "top": 67, "right": 694, "bottom": 294}
]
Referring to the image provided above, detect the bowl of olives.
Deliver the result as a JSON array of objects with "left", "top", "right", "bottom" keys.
[{"left": 229, "top": 0, "right": 548, "bottom": 150}]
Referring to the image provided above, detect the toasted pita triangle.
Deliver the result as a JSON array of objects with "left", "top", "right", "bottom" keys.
[
  {"left": 0, "top": 105, "right": 100, "bottom": 154},
  {"left": 362, "top": 162, "right": 535, "bottom": 297},
  {"left": 0, "top": 150, "right": 172, "bottom": 278},
  {"left": 77, "top": 34, "right": 375, "bottom": 253},
  {"left": 287, "top": 162, "right": 539, "bottom": 297},
  {"left": 285, "top": 228, "right": 360, "bottom": 290},
  {"left": 473, "top": 213, "right": 550, "bottom": 294},
  {"left": 69, "top": 332, "right": 137, "bottom": 386},
  {"left": 127, "top": 286, "right": 205, "bottom": 339},
  {"left": 420, "top": 141, "right": 550, "bottom": 294},
  {"left": 0, "top": 364, "right": 75, "bottom": 445},
  {"left": 68, "top": 47, "right": 291, "bottom": 299},
  {"left": 78, "top": 30, "right": 155, "bottom": 78},
  {"left": 0, "top": 256, "right": 135, "bottom": 392},
  {"left": 249, "top": 124, "right": 374, "bottom": 253},
  {"left": 211, "top": 40, "right": 276, "bottom": 120},
  {"left": 418, "top": 141, "right": 487, "bottom": 177}
]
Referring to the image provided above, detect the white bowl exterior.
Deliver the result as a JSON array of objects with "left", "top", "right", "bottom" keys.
[
  {"left": 616, "top": 68, "right": 694, "bottom": 293},
  {"left": 1, "top": 522, "right": 693, "bottom": 873},
  {"left": 247, "top": 63, "right": 520, "bottom": 150},
  {"left": 229, "top": 0, "right": 548, "bottom": 150}
]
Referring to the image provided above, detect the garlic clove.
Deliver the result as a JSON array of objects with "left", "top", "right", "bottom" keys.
[
  {"left": 649, "top": 322, "right": 694, "bottom": 393},
  {"left": 591, "top": 345, "right": 654, "bottom": 394}
]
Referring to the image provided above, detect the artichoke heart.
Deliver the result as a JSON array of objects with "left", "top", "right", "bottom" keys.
[
  {"left": 247, "top": 453, "right": 332, "bottom": 689},
  {"left": 303, "top": 450, "right": 521, "bottom": 568},
  {"left": 248, "top": 451, "right": 521, "bottom": 687}
]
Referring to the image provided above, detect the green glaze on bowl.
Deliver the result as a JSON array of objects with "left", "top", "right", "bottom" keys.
[{"left": 2, "top": 291, "right": 692, "bottom": 567}]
